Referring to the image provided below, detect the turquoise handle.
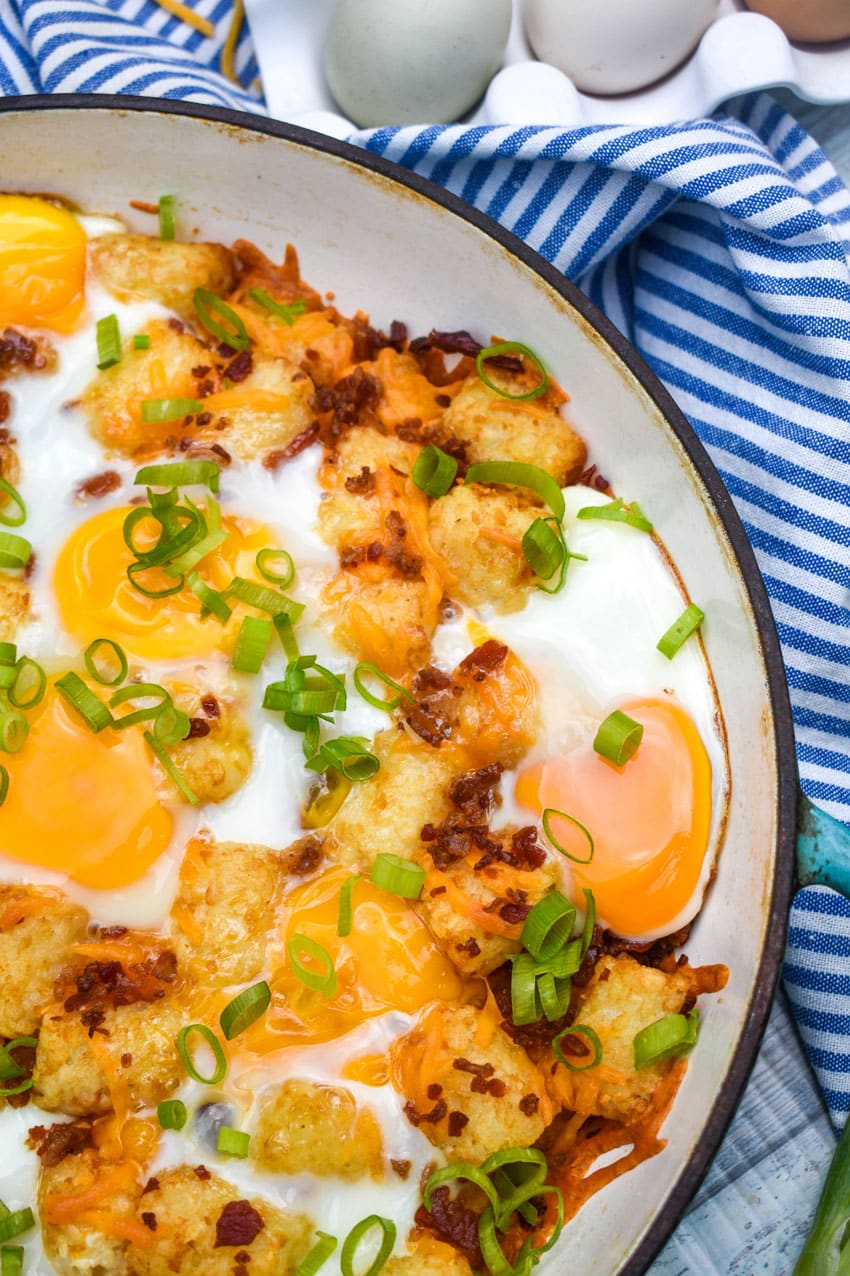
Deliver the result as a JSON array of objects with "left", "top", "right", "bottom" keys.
[{"left": 796, "top": 792, "right": 850, "bottom": 895}]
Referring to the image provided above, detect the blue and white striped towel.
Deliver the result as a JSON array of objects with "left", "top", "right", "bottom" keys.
[{"left": 2, "top": 0, "right": 850, "bottom": 1171}]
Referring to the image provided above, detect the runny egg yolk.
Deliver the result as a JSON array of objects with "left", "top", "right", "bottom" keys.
[
  {"left": 0, "top": 195, "right": 86, "bottom": 332},
  {"left": 515, "top": 698, "right": 712, "bottom": 938},
  {"left": 0, "top": 682, "right": 173, "bottom": 889},
  {"left": 54, "top": 505, "right": 274, "bottom": 660},
  {"left": 237, "top": 867, "right": 464, "bottom": 1055}
]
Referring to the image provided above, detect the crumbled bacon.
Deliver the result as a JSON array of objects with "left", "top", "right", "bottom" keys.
[
  {"left": 142, "top": 1177, "right": 160, "bottom": 1194},
  {"left": 282, "top": 835, "right": 323, "bottom": 877},
  {"left": 225, "top": 349, "right": 253, "bottom": 383},
  {"left": 579, "top": 463, "right": 610, "bottom": 492},
  {"left": 311, "top": 367, "right": 382, "bottom": 440},
  {"left": 194, "top": 1165, "right": 211, "bottom": 1180},
  {"left": 420, "top": 763, "right": 504, "bottom": 870},
  {"left": 200, "top": 694, "right": 220, "bottom": 718},
  {"left": 0, "top": 328, "right": 54, "bottom": 378},
  {"left": 0, "top": 394, "right": 10, "bottom": 425},
  {"left": 215, "top": 1200, "right": 265, "bottom": 1248},
  {"left": 186, "top": 717, "right": 211, "bottom": 739},
  {"left": 390, "top": 1158, "right": 412, "bottom": 1180},
  {"left": 453, "top": 1057, "right": 494, "bottom": 1078},
  {"left": 382, "top": 509, "right": 423, "bottom": 579},
  {"left": 404, "top": 1098, "right": 447, "bottom": 1126},
  {"left": 262, "top": 421, "right": 320, "bottom": 470},
  {"left": 405, "top": 666, "right": 461, "bottom": 747},
  {"left": 415, "top": 1185, "right": 483, "bottom": 1269},
  {"left": 519, "top": 1094, "right": 540, "bottom": 1115},
  {"left": 456, "top": 937, "right": 480, "bottom": 957},
  {"left": 141, "top": 1212, "right": 157, "bottom": 1231},
  {"left": 499, "top": 901, "right": 531, "bottom": 926},
  {"left": 74, "top": 470, "right": 122, "bottom": 502},
  {"left": 62, "top": 949, "right": 178, "bottom": 1022},
  {"left": 458, "top": 640, "right": 507, "bottom": 682},
  {"left": 28, "top": 1119, "right": 93, "bottom": 1167},
  {"left": 448, "top": 1111, "right": 469, "bottom": 1138},
  {"left": 344, "top": 465, "right": 375, "bottom": 496},
  {"left": 348, "top": 315, "right": 407, "bottom": 363}
]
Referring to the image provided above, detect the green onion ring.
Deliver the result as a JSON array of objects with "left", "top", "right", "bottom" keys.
[
  {"left": 156, "top": 1099, "right": 187, "bottom": 1130},
  {"left": 520, "top": 891, "right": 576, "bottom": 963},
  {"left": 476, "top": 340, "right": 549, "bottom": 402},
  {"left": 1, "top": 1244, "right": 23, "bottom": 1276},
  {"left": 158, "top": 194, "right": 176, "bottom": 241},
  {"left": 216, "top": 1126, "right": 251, "bottom": 1157},
  {"left": 464, "top": 460, "right": 565, "bottom": 521},
  {"left": 294, "top": 1232, "right": 338, "bottom": 1276},
  {"left": 219, "top": 981, "right": 271, "bottom": 1040},
  {"left": 134, "top": 333, "right": 151, "bottom": 351},
  {"left": 369, "top": 853, "right": 426, "bottom": 900},
  {"left": 0, "top": 766, "right": 8, "bottom": 807},
  {"left": 553, "top": 1024, "right": 603, "bottom": 1072},
  {"left": 537, "top": 971, "right": 572, "bottom": 1022},
  {"left": 83, "top": 638, "right": 129, "bottom": 688},
  {"left": 477, "top": 1207, "right": 515, "bottom": 1276},
  {"left": 353, "top": 663, "right": 414, "bottom": 712},
  {"left": 225, "top": 576, "right": 305, "bottom": 620},
  {"left": 187, "top": 571, "right": 232, "bottom": 624},
  {"left": 7, "top": 657, "right": 46, "bottom": 709},
  {"left": 152, "top": 701, "right": 191, "bottom": 747},
  {"left": 510, "top": 953, "right": 542, "bottom": 1028},
  {"left": 175, "top": 1023, "right": 227, "bottom": 1085},
  {"left": 249, "top": 288, "right": 307, "bottom": 327},
  {"left": 580, "top": 888, "right": 596, "bottom": 959},
  {"left": 0, "top": 477, "right": 26, "bottom": 528},
  {"left": 193, "top": 287, "right": 250, "bottom": 352},
  {"left": 337, "top": 876, "right": 359, "bottom": 937},
  {"left": 340, "top": 1215, "right": 396, "bottom": 1276},
  {"left": 288, "top": 934, "right": 337, "bottom": 997},
  {"left": 411, "top": 444, "right": 458, "bottom": 498},
  {"left": 144, "top": 730, "right": 200, "bottom": 806},
  {"left": 274, "top": 613, "right": 300, "bottom": 662},
  {"left": 542, "top": 807, "right": 594, "bottom": 865},
  {"left": 633, "top": 1009, "right": 698, "bottom": 1071},
  {"left": 55, "top": 672, "right": 112, "bottom": 733},
  {"left": 0, "top": 708, "right": 27, "bottom": 755},
  {"left": 0, "top": 532, "right": 31, "bottom": 571},
  {"left": 135, "top": 459, "right": 221, "bottom": 494},
  {"left": 593, "top": 709, "right": 644, "bottom": 766},
  {"left": 110, "top": 682, "right": 170, "bottom": 729},
  {"left": 96, "top": 313, "right": 122, "bottom": 370},
  {"left": 576, "top": 496, "right": 653, "bottom": 534},
  {"left": 0, "top": 1037, "right": 37, "bottom": 1081},
  {"left": 0, "top": 1209, "right": 34, "bottom": 1245},
  {"left": 256, "top": 547, "right": 295, "bottom": 588},
  {"left": 657, "top": 602, "right": 705, "bottom": 660},
  {"left": 140, "top": 397, "right": 204, "bottom": 424},
  {"left": 306, "top": 737, "right": 379, "bottom": 783},
  {"left": 232, "top": 615, "right": 273, "bottom": 674},
  {"left": 422, "top": 1163, "right": 500, "bottom": 1214}
]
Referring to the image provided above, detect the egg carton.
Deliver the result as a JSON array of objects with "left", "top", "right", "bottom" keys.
[{"left": 244, "top": 0, "right": 850, "bottom": 136}]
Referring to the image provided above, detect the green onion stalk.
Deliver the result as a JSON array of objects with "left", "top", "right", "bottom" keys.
[{"left": 794, "top": 1115, "right": 850, "bottom": 1275}]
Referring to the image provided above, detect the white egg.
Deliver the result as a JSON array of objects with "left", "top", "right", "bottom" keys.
[
  {"left": 324, "top": 0, "right": 513, "bottom": 127},
  {"left": 524, "top": 0, "right": 720, "bottom": 94}
]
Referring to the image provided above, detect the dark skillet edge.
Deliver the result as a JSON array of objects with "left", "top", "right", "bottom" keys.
[{"left": 0, "top": 92, "right": 800, "bottom": 1274}]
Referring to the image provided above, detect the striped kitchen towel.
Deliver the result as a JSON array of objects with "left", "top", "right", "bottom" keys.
[{"left": 2, "top": 0, "right": 850, "bottom": 1142}]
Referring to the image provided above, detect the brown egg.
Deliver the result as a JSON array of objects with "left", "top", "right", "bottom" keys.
[{"left": 744, "top": 0, "right": 850, "bottom": 43}]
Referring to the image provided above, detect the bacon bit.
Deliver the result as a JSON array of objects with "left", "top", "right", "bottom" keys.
[
  {"left": 409, "top": 329, "right": 483, "bottom": 359},
  {"left": 263, "top": 420, "right": 320, "bottom": 470},
  {"left": 311, "top": 367, "right": 382, "bottom": 441},
  {"left": 435, "top": 394, "right": 451, "bottom": 408},
  {"left": 404, "top": 1098, "right": 447, "bottom": 1127},
  {"left": 415, "top": 1185, "right": 483, "bottom": 1270},
  {"left": 62, "top": 950, "right": 178, "bottom": 1020},
  {"left": 456, "top": 937, "right": 480, "bottom": 957},
  {"left": 194, "top": 1165, "right": 211, "bottom": 1180},
  {"left": 390, "top": 1159, "right": 412, "bottom": 1180},
  {"left": 345, "top": 465, "right": 375, "bottom": 496},
  {"left": 579, "top": 463, "right": 610, "bottom": 493},
  {"left": 225, "top": 349, "right": 253, "bottom": 383},
  {"left": 23, "top": 549, "right": 36, "bottom": 580},
  {"left": 141, "top": 1211, "right": 157, "bottom": 1231},
  {"left": 458, "top": 640, "right": 507, "bottom": 682},
  {"left": 282, "top": 835, "right": 323, "bottom": 877},
  {"left": 98, "top": 926, "right": 128, "bottom": 940},
  {"left": 167, "top": 318, "right": 185, "bottom": 334},
  {"left": 453, "top": 1058, "right": 494, "bottom": 1079},
  {"left": 383, "top": 509, "right": 423, "bottom": 579},
  {"left": 0, "top": 327, "right": 54, "bottom": 378},
  {"left": 120, "top": 1053, "right": 132, "bottom": 1069},
  {"left": 186, "top": 717, "right": 211, "bottom": 739},
  {"left": 129, "top": 199, "right": 159, "bottom": 215},
  {"left": 448, "top": 1111, "right": 469, "bottom": 1138},
  {"left": 427, "top": 1083, "right": 443, "bottom": 1100},
  {"left": 430, "top": 886, "right": 447, "bottom": 898},
  {"left": 0, "top": 393, "right": 10, "bottom": 425},
  {"left": 200, "top": 694, "right": 220, "bottom": 718},
  {"left": 404, "top": 666, "right": 461, "bottom": 747},
  {"left": 74, "top": 470, "right": 122, "bottom": 502},
  {"left": 142, "top": 1177, "right": 160, "bottom": 1195},
  {"left": 28, "top": 1119, "right": 94, "bottom": 1167},
  {"left": 519, "top": 1094, "right": 540, "bottom": 1115},
  {"left": 214, "top": 1200, "right": 265, "bottom": 1248},
  {"left": 192, "top": 365, "right": 211, "bottom": 378},
  {"left": 499, "top": 901, "right": 531, "bottom": 925}
]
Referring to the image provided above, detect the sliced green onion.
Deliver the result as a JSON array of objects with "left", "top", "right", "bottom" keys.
[
  {"left": 232, "top": 615, "right": 272, "bottom": 674},
  {"left": 553, "top": 1024, "right": 603, "bottom": 1072},
  {"left": 175, "top": 1023, "right": 227, "bottom": 1085},
  {"left": 187, "top": 571, "right": 232, "bottom": 625},
  {"left": 337, "top": 876, "right": 359, "bottom": 937},
  {"left": 256, "top": 547, "right": 295, "bottom": 588},
  {"left": 423, "top": 1164, "right": 500, "bottom": 1214},
  {"left": 657, "top": 603, "right": 705, "bottom": 660},
  {"left": 489, "top": 1169, "right": 538, "bottom": 1227},
  {"left": 123, "top": 503, "right": 201, "bottom": 566},
  {"left": 580, "top": 888, "right": 595, "bottom": 959},
  {"left": 194, "top": 287, "right": 250, "bottom": 352},
  {"left": 370, "top": 853, "right": 426, "bottom": 900},
  {"left": 217, "top": 1126, "right": 251, "bottom": 1158},
  {"left": 521, "top": 891, "right": 576, "bottom": 963},
  {"left": 140, "top": 397, "right": 205, "bottom": 424},
  {"left": 144, "top": 730, "right": 200, "bottom": 805},
  {"left": 7, "top": 657, "right": 46, "bottom": 709},
  {"left": 464, "top": 461, "right": 565, "bottom": 521},
  {"left": 0, "top": 1204, "right": 7, "bottom": 1221},
  {"left": 0, "top": 644, "right": 16, "bottom": 682},
  {"left": 249, "top": 287, "right": 307, "bottom": 327},
  {"left": 481, "top": 1146, "right": 547, "bottom": 1181},
  {"left": 226, "top": 576, "right": 304, "bottom": 620},
  {"left": 306, "top": 736, "right": 379, "bottom": 783},
  {"left": 56, "top": 672, "right": 112, "bottom": 733},
  {"left": 134, "top": 459, "right": 221, "bottom": 494},
  {"left": 83, "top": 638, "right": 128, "bottom": 688},
  {"left": 0, "top": 1038, "right": 37, "bottom": 1081},
  {"left": 527, "top": 1185, "right": 565, "bottom": 1255},
  {"left": 593, "top": 709, "right": 644, "bottom": 766},
  {"left": 510, "top": 953, "right": 542, "bottom": 1027},
  {"left": 633, "top": 1009, "right": 699, "bottom": 1071},
  {"left": 157, "top": 1099, "right": 187, "bottom": 1131},
  {"left": 134, "top": 333, "right": 151, "bottom": 350},
  {"left": 220, "top": 981, "right": 271, "bottom": 1040},
  {"left": 0, "top": 767, "right": 8, "bottom": 807},
  {"left": 576, "top": 496, "right": 653, "bottom": 534},
  {"left": 340, "top": 1215, "right": 396, "bottom": 1276},
  {"left": 476, "top": 340, "right": 549, "bottom": 402},
  {"left": 0, "top": 533, "right": 31, "bottom": 571},
  {"left": 158, "top": 193, "right": 176, "bottom": 241},
  {"left": 522, "top": 516, "right": 565, "bottom": 585},
  {"left": 274, "top": 613, "right": 300, "bottom": 662},
  {"left": 110, "top": 682, "right": 170, "bottom": 729},
  {"left": 478, "top": 1208, "right": 515, "bottom": 1276},
  {"left": 96, "top": 313, "right": 122, "bottom": 370},
  {"left": 152, "top": 700, "right": 191, "bottom": 748},
  {"left": 288, "top": 934, "right": 337, "bottom": 997},
  {"left": 411, "top": 445, "right": 457, "bottom": 498},
  {"left": 126, "top": 563, "right": 185, "bottom": 598},
  {"left": 295, "top": 1233, "right": 337, "bottom": 1276},
  {"left": 1, "top": 1245, "right": 23, "bottom": 1276},
  {"left": 0, "top": 708, "right": 27, "bottom": 755},
  {"left": 0, "top": 1077, "right": 32, "bottom": 1097},
  {"left": 0, "top": 1211, "right": 34, "bottom": 1245},
  {"left": 164, "top": 523, "right": 229, "bottom": 577},
  {"left": 537, "top": 971, "right": 572, "bottom": 1022},
  {"left": 353, "top": 663, "right": 413, "bottom": 713},
  {"left": 0, "top": 478, "right": 26, "bottom": 529},
  {"left": 542, "top": 807, "right": 594, "bottom": 865}
]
